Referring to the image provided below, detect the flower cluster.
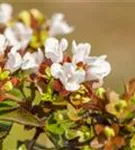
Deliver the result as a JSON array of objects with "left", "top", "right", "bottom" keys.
[
  {"left": 0, "top": 3, "right": 134, "bottom": 150},
  {"left": 0, "top": 3, "right": 110, "bottom": 92}
]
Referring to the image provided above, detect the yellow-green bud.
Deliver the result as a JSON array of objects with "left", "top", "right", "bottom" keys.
[
  {"left": 104, "top": 126, "right": 115, "bottom": 138},
  {"left": 65, "top": 130, "right": 77, "bottom": 140},
  {"left": 3, "top": 81, "right": 13, "bottom": 91},
  {"left": 18, "top": 144, "right": 27, "bottom": 150},
  {"left": 82, "top": 145, "right": 92, "bottom": 150},
  {"left": 118, "top": 100, "right": 127, "bottom": 108},
  {"left": 0, "top": 71, "right": 10, "bottom": 80},
  {"left": 74, "top": 94, "right": 81, "bottom": 99},
  {"left": 58, "top": 114, "right": 64, "bottom": 121},
  {"left": 96, "top": 88, "right": 105, "bottom": 98},
  {"left": 77, "top": 130, "right": 84, "bottom": 142},
  {"left": 115, "top": 100, "right": 127, "bottom": 112},
  {"left": 82, "top": 97, "right": 91, "bottom": 103}
]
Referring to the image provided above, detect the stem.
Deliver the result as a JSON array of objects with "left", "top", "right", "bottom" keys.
[
  {"left": 18, "top": 84, "right": 28, "bottom": 100},
  {"left": 4, "top": 93, "right": 22, "bottom": 103},
  {"left": 30, "top": 82, "right": 36, "bottom": 102},
  {"left": 27, "top": 128, "right": 42, "bottom": 150}
]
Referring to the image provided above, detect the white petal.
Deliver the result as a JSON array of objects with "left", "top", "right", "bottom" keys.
[
  {"left": 45, "top": 37, "right": 66, "bottom": 63},
  {"left": 48, "top": 13, "right": 74, "bottom": 36},
  {"left": 45, "top": 37, "right": 59, "bottom": 62},
  {"left": 4, "top": 22, "right": 32, "bottom": 49},
  {"left": 59, "top": 38, "right": 68, "bottom": 51},
  {"left": 0, "top": 3, "right": 12, "bottom": 23},
  {"left": 85, "top": 55, "right": 107, "bottom": 64},
  {"left": 0, "top": 34, "right": 7, "bottom": 53},
  {"left": 5, "top": 51, "right": 22, "bottom": 72},
  {"left": 34, "top": 49, "right": 44, "bottom": 65},
  {"left": 65, "top": 82, "right": 80, "bottom": 91},
  {"left": 86, "top": 56, "right": 111, "bottom": 81},
  {"left": 21, "top": 52, "right": 36, "bottom": 70},
  {"left": 64, "top": 68, "right": 85, "bottom": 91},
  {"left": 74, "top": 69, "right": 85, "bottom": 84},
  {"left": 63, "top": 63, "right": 76, "bottom": 76},
  {"left": 21, "top": 49, "right": 43, "bottom": 71},
  {"left": 10, "top": 44, "right": 21, "bottom": 52},
  {"left": 72, "top": 41, "right": 91, "bottom": 64},
  {"left": 45, "top": 37, "right": 58, "bottom": 52},
  {"left": 51, "top": 63, "right": 63, "bottom": 79},
  {"left": 62, "top": 63, "right": 85, "bottom": 91},
  {"left": 4, "top": 27, "right": 18, "bottom": 46}
]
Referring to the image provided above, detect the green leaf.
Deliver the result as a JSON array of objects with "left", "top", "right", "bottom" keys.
[
  {"left": 65, "top": 129, "right": 77, "bottom": 140},
  {"left": 0, "top": 107, "right": 42, "bottom": 127},
  {"left": 0, "top": 121, "right": 12, "bottom": 140},
  {"left": 130, "top": 134, "right": 135, "bottom": 149},
  {"left": 0, "top": 100, "right": 18, "bottom": 111},
  {"left": 46, "top": 112, "right": 74, "bottom": 135},
  {"left": 46, "top": 123, "right": 65, "bottom": 135},
  {"left": 67, "top": 103, "right": 79, "bottom": 121}
]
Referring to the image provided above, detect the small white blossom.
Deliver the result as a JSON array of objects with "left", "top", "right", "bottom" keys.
[
  {"left": 4, "top": 22, "right": 32, "bottom": 50},
  {"left": 0, "top": 3, "right": 13, "bottom": 24},
  {"left": 51, "top": 62, "right": 85, "bottom": 91},
  {"left": 22, "top": 49, "right": 44, "bottom": 70},
  {"left": 85, "top": 55, "right": 111, "bottom": 81},
  {"left": 0, "top": 34, "right": 8, "bottom": 54},
  {"left": 48, "top": 13, "right": 74, "bottom": 36},
  {"left": 45, "top": 37, "right": 68, "bottom": 63},
  {"left": 72, "top": 40, "right": 91, "bottom": 64},
  {"left": 5, "top": 46, "right": 44, "bottom": 72},
  {"left": 5, "top": 46, "right": 22, "bottom": 72}
]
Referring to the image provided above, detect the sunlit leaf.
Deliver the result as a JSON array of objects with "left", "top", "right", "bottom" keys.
[
  {"left": 0, "top": 107, "right": 42, "bottom": 127},
  {"left": 67, "top": 103, "right": 79, "bottom": 121}
]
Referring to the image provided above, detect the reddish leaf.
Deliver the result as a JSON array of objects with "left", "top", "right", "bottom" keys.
[
  {"left": 0, "top": 94, "right": 5, "bottom": 102},
  {"left": 63, "top": 55, "right": 71, "bottom": 63},
  {"left": 112, "top": 136, "right": 125, "bottom": 148},
  {"left": 95, "top": 124, "right": 104, "bottom": 135},
  {"left": 11, "top": 77, "right": 20, "bottom": 86},
  {"left": 39, "top": 59, "right": 52, "bottom": 74}
]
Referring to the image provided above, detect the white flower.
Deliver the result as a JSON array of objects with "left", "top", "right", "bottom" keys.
[
  {"left": 51, "top": 62, "right": 85, "bottom": 91},
  {"left": 0, "top": 34, "right": 8, "bottom": 54},
  {"left": 72, "top": 40, "right": 91, "bottom": 64},
  {"left": 45, "top": 37, "right": 68, "bottom": 63},
  {"left": 4, "top": 22, "right": 32, "bottom": 50},
  {"left": 5, "top": 46, "right": 22, "bottom": 72},
  {"left": 48, "top": 13, "right": 74, "bottom": 36},
  {"left": 5, "top": 47, "right": 44, "bottom": 72},
  {"left": 21, "top": 49, "right": 44, "bottom": 70},
  {"left": 85, "top": 55, "right": 111, "bottom": 81},
  {"left": 0, "top": 3, "right": 13, "bottom": 24}
]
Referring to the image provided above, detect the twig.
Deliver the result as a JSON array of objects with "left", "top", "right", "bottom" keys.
[{"left": 27, "top": 128, "right": 43, "bottom": 150}]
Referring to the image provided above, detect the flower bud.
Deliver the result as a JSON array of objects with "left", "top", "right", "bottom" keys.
[
  {"left": 104, "top": 126, "right": 115, "bottom": 138},
  {"left": 3, "top": 81, "right": 13, "bottom": 91},
  {"left": 0, "top": 70, "right": 10, "bottom": 81},
  {"left": 96, "top": 87, "right": 105, "bottom": 98},
  {"left": 115, "top": 100, "right": 127, "bottom": 112}
]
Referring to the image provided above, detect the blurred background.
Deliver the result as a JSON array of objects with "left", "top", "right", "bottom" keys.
[{"left": 1, "top": 0, "right": 135, "bottom": 149}]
